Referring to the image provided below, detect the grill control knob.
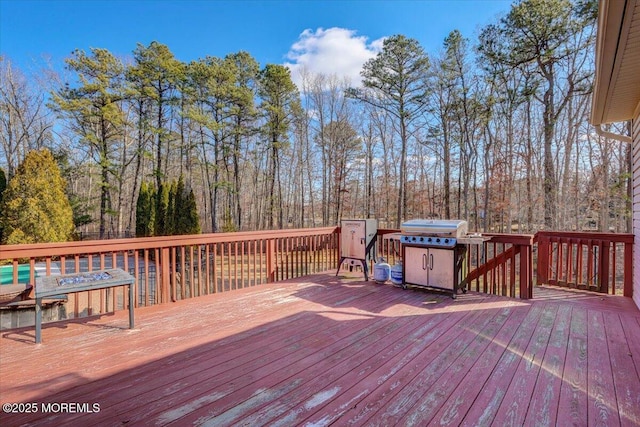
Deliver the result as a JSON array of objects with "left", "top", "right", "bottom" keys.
[
  {"left": 427, "top": 237, "right": 432, "bottom": 243},
  {"left": 412, "top": 236, "right": 416, "bottom": 241},
  {"left": 444, "top": 239, "right": 449, "bottom": 244},
  {"left": 419, "top": 237, "right": 424, "bottom": 242},
  {"left": 436, "top": 238, "right": 441, "bottom": 243}
]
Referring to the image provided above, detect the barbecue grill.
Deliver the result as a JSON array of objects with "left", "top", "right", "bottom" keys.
[{"left": 399, "top": 219, "right": 489, "bottom": 298}]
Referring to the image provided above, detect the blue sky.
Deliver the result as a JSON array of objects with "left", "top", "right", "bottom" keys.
[{"left": 1, "top": 0, "right": 511, "bottom": 85}]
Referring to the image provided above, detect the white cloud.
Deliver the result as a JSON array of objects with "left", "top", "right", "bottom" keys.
[{"left": 284, "top": 27, "right": 385, "bottom": 89}]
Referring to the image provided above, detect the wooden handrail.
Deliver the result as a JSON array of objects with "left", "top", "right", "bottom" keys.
[{"left": 0, "top": 227, "right": 340, "bottom": 259}]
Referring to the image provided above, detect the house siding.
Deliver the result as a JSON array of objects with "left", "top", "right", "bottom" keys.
[{"left": 633, "top": 115, "right": 640, "bottom": 309}]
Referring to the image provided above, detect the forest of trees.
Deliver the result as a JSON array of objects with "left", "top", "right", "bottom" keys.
[{"left": 0, "top": 0, "right": 633, "bottom": 242}]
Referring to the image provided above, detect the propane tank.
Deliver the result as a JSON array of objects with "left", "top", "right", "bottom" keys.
[
  {"left": 373, "top": 258, "right": 391, "bottom": 284},
  {"left": 390, "top": 260, "right": 404, "bottom": 286}
]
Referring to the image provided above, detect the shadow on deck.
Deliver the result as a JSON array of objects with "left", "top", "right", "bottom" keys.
[{"left": 1, "top": 272, "right": 639, "bottom": 426}]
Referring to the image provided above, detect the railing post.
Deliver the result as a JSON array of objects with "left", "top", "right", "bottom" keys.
[
  {"left": 624, "top": 240, "right": 633, "bottom": 297},
  {"left": 266, "top": 239, "right": 276, "bottom": 283},
  {"left": 337, "top": 228, "right": 342, "bottom": 269},
  {"left": 536, "top": 233, "right": 549, "bottom": 285},
  {"left": 528, "top": 243, "right": 534, "bottom": 297}
]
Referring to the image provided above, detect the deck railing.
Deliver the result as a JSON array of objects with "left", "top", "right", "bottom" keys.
[
  {"left": 375, "top": 230, "right": 634, "bottom": 300},
  {"left": 466, "top": 233, "right": 535, "bottom": 299},
  {"left": 0, "top": 227, "right": 340, "bottom": 318},
  {"left": 0, "top": 227, "right": 634, "bottom": 323},
  {"left": 536, "top": 231, "right": 634, "bottom": 297}
]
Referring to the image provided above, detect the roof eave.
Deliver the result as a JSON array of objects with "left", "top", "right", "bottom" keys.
[{"left": 590, "top": 0, "right": 631, "bottom": 126}]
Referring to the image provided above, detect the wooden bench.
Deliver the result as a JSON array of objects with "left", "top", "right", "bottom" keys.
[{"left": 35, "top": 268, "right": 135, "bottom": 343}]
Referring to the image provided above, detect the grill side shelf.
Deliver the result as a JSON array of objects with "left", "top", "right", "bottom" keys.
[{"left": 457, "top": 236, "right": 492, "bottom": 245}]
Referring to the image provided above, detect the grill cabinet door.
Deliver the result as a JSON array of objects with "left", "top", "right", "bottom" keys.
[
  {"left": 428, "top": 248, "right": 454, "bottom": 290},
  {"left": 404, "top": 246, "right": 430, "bottom": 287}
]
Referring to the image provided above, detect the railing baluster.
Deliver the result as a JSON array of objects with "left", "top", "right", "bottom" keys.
[
  {"left": 509, "top": 245, "right": 516, "bottom": 296},
  {"left": 87, "top": 254, "right": 93, "bottom": 315},
  {"left": 122, "top": 252, "right": 129, "bottom": 311},
  {"left": 240, "top": 241, "right": 245, "bottom": 289},
  {"left": 576, "top": 240, "right": 584, "bottom": 287},
  {"left": 143, "top": 250, "right": 149, "bottom": 306},
  {"left": 565, "top": 240, "right": 573, "bottom": 287},
  {"left": 213, "top": 242, "right": 218, "bottom": 293},
  {"left": 188, "top": 245, "right": 194, "bottom": 298},
  {"left": 251, "top": 240, "right": 256, "bottom": 286},
  {"left": 588, "top": 240, "right": 596, "bottom": 289},
  {"left": 600, "top": 240, "right": 610, "bottom": 293},
  {"left": 133, "top": 251, "right": 139, "bottom": 309},
  {"left": 235, "top": 241, "right": 240, "bottom": 290}
]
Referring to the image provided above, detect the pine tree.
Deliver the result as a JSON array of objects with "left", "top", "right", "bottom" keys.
[
  {"left": 347, "top": 35, "right": 430, "bottom": 227},
  {"left": 183, "top": 188, "right": 201, "bottom": 235},
  {"left": 49, "top": 48, "right": 126, "bottom": 239},
  {"left": 0, "top": 149, "right": 74, "bottom": 244},
  {"left": 163, "top": 175, "right": 201, "bottom": 236},
  {"left": 172, "top": 175, "right": 185, "bottom": 234},
  {"left": 155, "top": 182, "right": 170, "bottom": 236},
  {"left": 129, "top": 42, "right": 182, "bottom": 195},
  {"left": 166, "top": 179, "right": 177, "bottom": 236},
  {"left": 135, "top": 181, "right": 155, "bottom": 237},
  {"left": 258, "top": 64, "right": 301, "bottom": 229}
]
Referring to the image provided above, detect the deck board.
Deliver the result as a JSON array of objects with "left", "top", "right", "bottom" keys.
[
  {"left": 525, "top": 303, "right": 571, "bottom": 426},
  {"left": 587, "top": 309, "right": 620, "bottom": 426},
  {"left": 394, "top": 303, "right": 518, "bottom": 426},
  {"left": 459, "top": 303, "right": 545, "bottom": 426},
  {"left": 1, "top": 274, "right": 639, "bottom": 426},
  {"left": 604, "top": 311, "right": 640, "bottom": 426},
  {"left": 493, "top": 303, "right": 559, "bottom": 426},
  {"left": 427, "top": 303, "right": 531, "bottom": 427},
  {"left": 326, "top": 297, "right": 495, "bottom": 426},
  {"left": 556, "top": 306, "right": 589, "bottom": 426}
]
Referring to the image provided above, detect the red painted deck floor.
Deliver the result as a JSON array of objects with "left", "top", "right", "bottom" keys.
[{"left": 1, "top": 272, "right": 639, "bottom": 426}]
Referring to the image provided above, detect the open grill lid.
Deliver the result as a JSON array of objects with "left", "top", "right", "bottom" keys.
[{"left": 400, "top": 219, "right": 468, "bottom": 238}]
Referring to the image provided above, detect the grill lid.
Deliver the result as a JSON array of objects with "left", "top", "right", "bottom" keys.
[{"left": 400, "top": 219, "right": 468, "bottom": 238}]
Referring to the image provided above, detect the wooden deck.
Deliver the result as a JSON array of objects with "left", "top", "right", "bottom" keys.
[{"left": 1, "top": 272, "right": 639, "bottom": 426}]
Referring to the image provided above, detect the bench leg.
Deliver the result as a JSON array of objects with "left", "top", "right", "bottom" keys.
[
  {"left": 129, "top": 283, "right": 134, "bottom": 329},
  {"left": 35, "top": 297, "right": 42, "bottom": 344}
]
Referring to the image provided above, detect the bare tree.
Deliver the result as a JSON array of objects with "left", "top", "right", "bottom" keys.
[{"left": 0, "top": 57, "right": 53, "bottom": 179}]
